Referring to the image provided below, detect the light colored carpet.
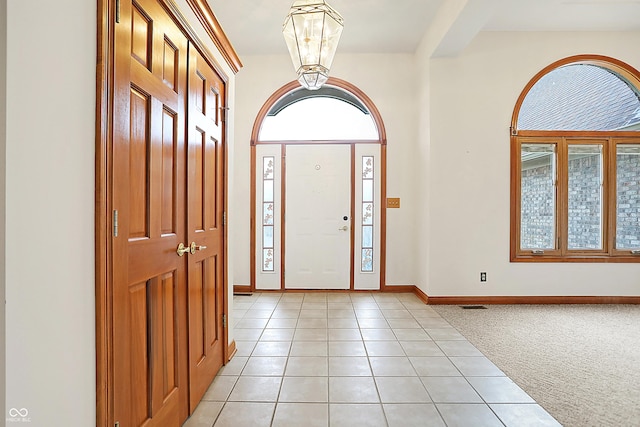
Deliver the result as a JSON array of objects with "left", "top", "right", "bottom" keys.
[{"left": 432, "top": 304, "right": 640, "bottom": 427}]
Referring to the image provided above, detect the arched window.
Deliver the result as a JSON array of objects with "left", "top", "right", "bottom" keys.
[
  {"left": 258, "top": 86, "right": 379, "bottom": 141},
  {"left": 511, "top": 55, "right": 640, "bottom": 262}
]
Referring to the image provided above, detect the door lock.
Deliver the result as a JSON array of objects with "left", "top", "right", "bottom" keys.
[
  {"left": 338, "top": 226, "right": 348, "bottom": 231},
  {"left": 189, "top": 242, "right": 207, "bottom": 254},
  {"left": 177, "top": 242, "right": 208, "bottom": 256}
]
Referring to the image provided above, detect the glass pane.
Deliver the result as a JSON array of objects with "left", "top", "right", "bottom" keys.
[
  {"left": 362, "top": 225, "right": 373, "bottom": 248},
  {"left": 263, "top": 249, "right": 274, "bottom": 272},
  {"left": 568, "top": 145, "right": 603, "bottom": 250},
  {"left": 520, "top": 144, "right": 556, "bottom": 250},
  {"left": 518, "top": 64, "right": 640, "bottom": 131},
  {"left": 363, "top": 203, "right": 373, "bottom": 225},
  {"left": 361, "top": 249, "right": 373, "bottom": 272},
  {"left": 263, "top": 203, "right": 274, "bottom": 225},
  {"left": 263, "top": 225, "right": 274, "bottom": 248},
  {"left": 363, "top": 180, "right": 373, "bottom": 202},
  {"left": 363, "top": 156, "right": 374, "bottom": 179},
  {"left": 259, "top": 97, "right": 378, "bottom": 141},
  {"left": 263, "top": 180, "right": 274, "bottom": 203},
  {"left": 263, "top": 156, "right": 274, "bottom": 179},
  {"left": 616, "top": 144, "right": 640, "bottom": 249}
]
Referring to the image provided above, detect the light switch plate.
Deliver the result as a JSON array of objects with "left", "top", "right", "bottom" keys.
[{"left": 387, "top": 198, "right": 400, "bottom": 208}]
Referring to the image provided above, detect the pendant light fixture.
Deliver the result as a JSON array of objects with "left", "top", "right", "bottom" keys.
[{"left": 282, "top": 0, "right": 344, "bottom": 90}]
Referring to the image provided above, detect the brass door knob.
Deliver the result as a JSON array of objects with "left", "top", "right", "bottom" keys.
[
  {"left": 189, "top": 242, "right": 208, "bottom": 254},
  {"left": 177, "top": 243, "right": 190, "bottom": 257}
]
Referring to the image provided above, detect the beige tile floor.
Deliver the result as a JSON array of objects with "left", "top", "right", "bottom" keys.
[{"left": 183, "top": 292, "right": 561, "bottom": 427}]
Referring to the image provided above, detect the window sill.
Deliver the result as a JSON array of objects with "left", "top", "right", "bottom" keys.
[{"left": 511, "top": 254, "right": 640, "bottom": 263}]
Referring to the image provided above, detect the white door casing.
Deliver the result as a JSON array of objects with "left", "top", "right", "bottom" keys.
[
  {"left": 284, "top": 144, "right": 351, "bottom": 289},
  {"left": 254, "top": 143, "right": 382, "bottom": 291}
]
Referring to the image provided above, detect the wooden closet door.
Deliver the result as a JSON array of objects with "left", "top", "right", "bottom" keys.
[
  {"left": 186, "top": 46, "right": 226, "bottom": 410},
  {"left": 112, "top": 0, "right": 189, "bottom": 425}
]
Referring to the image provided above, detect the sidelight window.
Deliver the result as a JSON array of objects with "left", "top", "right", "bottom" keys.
[
  {"left": 262, "top": 156, "right": 275, "bottom": 271},
  {"left": 361, "top": 156, "right": 375, "bottom": 272}
]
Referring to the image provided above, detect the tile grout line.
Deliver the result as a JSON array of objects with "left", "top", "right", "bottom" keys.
[{"left": 224, "top": 291, "right": 532, "bottom": 426}]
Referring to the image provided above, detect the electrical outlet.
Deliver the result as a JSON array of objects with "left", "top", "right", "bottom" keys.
[{"left": 480, "top": 272, "right": 487, "bottom": 282}]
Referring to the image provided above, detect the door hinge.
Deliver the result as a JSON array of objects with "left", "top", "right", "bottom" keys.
[
  {"left": 223, "top": 211, "right": 226, "bottom": 226},
  {"left": 113, "top": 210, "right": 119, "bottom": 237},
  {"left": 115, "top": 0, "right": 120, "bottom": 23},
  {"left": 220, "top": 106, "right": 229, "bottom": 123},
  {"left": 222, "top": 314, "right": 227, "bottom": 328}
]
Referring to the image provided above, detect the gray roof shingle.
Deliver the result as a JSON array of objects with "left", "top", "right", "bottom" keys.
[{"left": 518, "top": 64, "right": 640, "bottom": 131}]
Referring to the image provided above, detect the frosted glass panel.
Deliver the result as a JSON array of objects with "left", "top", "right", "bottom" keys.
[
  {"left": 263, "top": 203, "right": 274, "bottom": 225},
  {"left": 263, "top": 249, "right": 274, "bottom": 272},
  {"left": 362, "top": 226, "right": 373, "bottom": 248},
  {"left": 363, "top": 203, "right": 373, "bottom": 225},
  {"left": 363, "top": 180, "right": 373, "bottom": 202},
  {"left": 363, "top": 156, "right": 374, "bottom": 179},
  {"left": 263, "top": 225, "right": 274, "bottom": 248},
  {"left": 362, "top": 249, "right": 373, "bottom": 272},
  {"left": 263, "top": 157, "right": 274, "bottom": 179},
  {"left": 263, "top": 180, "right": 274, "bottom": 202}
]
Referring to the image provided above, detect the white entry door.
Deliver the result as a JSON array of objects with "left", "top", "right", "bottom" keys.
[{"left": 285, "top": 144, "right": 351, "bottom": 289}]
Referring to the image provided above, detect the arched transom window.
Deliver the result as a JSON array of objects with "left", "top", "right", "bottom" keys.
[{"left": 258, "top": 85, "right": 380, "bottom": 141}]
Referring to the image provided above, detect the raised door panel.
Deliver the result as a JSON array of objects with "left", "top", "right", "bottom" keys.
[
  {"left": 187, "top": 45, "right": 226, "bottom": 411},
  {"left": 285, "top": 144, "right": 352, "bottom": 289},
  {"left": 112, "top": 0, "right": 189, "bottom": 425}
]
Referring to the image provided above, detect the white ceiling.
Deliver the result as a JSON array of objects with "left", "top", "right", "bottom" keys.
[
  {"left": 208, "top": 0, "right": 640, "bottom": 56},
  {"left": 485, "top": 0, "right": 640, "bottom": 32}
]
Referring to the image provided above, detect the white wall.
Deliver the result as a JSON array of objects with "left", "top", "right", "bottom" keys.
[
  {"left": 6, "top": 1, "right": 96, "bottom": 425},
  {"left": 233, "top": 53, "right": 418, "bottom": 287},
  {"left": 426, "top": 31, "right": 640, "bottom": 296},
  {"left": 413, "top": 34, "right": 434, "bottom": 299}
]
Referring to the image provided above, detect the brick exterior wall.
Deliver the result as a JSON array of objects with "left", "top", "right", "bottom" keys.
[
  {"left": 521, "top": 155, "right": 639, "bottom": 249},
  {"left": 521, "top": 165, "right": 555, "bottom": 249},
  {"left": 567, "top": 155, "right": 602, "bottom": 249},
  {"left": 616, "top": 154, "right": 640, "bottom": 248}
]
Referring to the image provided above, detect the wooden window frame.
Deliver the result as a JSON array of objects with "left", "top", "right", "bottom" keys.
[{"left": 510, "top": 55, "right": 640, "bottom": 263}]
